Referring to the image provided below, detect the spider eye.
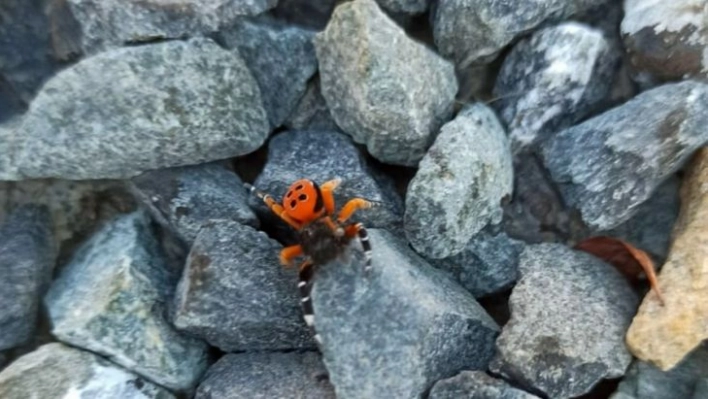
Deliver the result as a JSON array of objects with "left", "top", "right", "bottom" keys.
[
  {"left": 286, "top": 191, "right": 293, "bottom": 198},
  {"left": 295, "top": 184, "right": 304, "bottom": 190},
  {"left": 290, "top": 199, "right": 297, "bottom": 208},
  {"left": 298, "top": 194, "right": 307, "bottom": 201}
]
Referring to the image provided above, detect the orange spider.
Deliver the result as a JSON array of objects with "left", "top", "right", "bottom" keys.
[{"left": 244, "top": 178, "right": 376, "bottom": 340}]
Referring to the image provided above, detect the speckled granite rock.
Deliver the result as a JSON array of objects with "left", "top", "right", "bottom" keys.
[
  {"left": 0, "top": 343, "right": 175, "bottom": 399},
  {"left": 195, "top": 352, "right": 335, "bottom": 399},
  {"left": 429, "top": 371, "right": 540, "bottom": 399},
  {"left": 284, "top": 77, "right": 340, "bottom": 132},
  {"left": 315, "top": 0, "right": 458, "bottom": 166},
  {"left": 172, "top": 220, "right": 314, "bottom": 351},
  {"left": 12, "top": 38, "right": 269, "bottom": 180},
  {"left": 493, "top": 22, "right": 618, "bottom": 152},
  {"left": 490, "top": 243, "right": 639, "bottom": 398},
  {"left": 541, "top": 80, "right": 708, "bottom": 230},
  {"left": 219, "top": 17, "right": 318, "bottom": 128},
  {"left": 376, "top": 0, "right": 430, "bottom": 14},
  {"left": 404, "top": 103, "right": 513, "bottom": 259},
  {"left": 130, "top": 162, "right": 258, "bottom": 246},
  {"left": 45, "top": 211, "right": 210, "bottom": 391},
  {"left": 312, "top": 229, "right": 500, "bottom": 399},
  {"left": 0, "top": 118, "right": 22, "bottom": 180},
  {"left": 0, "top": 205, "right": 54, "bottom": 351}
]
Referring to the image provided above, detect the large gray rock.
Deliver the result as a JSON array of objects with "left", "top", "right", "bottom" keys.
[
  {"left": 429, "top": 371, "right": 540, "bottom": 399},
  {"left": 49, "top": 0, "right": 277, "bottom": 58},
  {"left": 431, "top": 0, "right": 611, "bottom": 68},
  {"left": 315, "top": 0, "right": 458, "bottom": 166},
  {"left": 0, "top": 0, "right": 61, "bottom": 103},
  {"left": 0, "top": 205, "right": 54, "bottom": 351},
  {"left": 284, "top": 77, "right": 340, "bottom": 132},
  {"left": 219, "top": 17, "right": 318, "bottom": 128},
  {"left": 251, "top": 130, "right": 403, "bottom": 239},
  {"left": 428, "top": 226, "right": 525, "bottom": 298},
  {"left": 0, "top": 118, "right": 22, "bottom": 180},
  {"left": 130, "top": 162, "right": 258, "bottom": 246},
  {"left": 195, "top": 352, "right": 335, "bottom": 399},
  {"left": 541, "top": 80, "right": 708, "bottom": 230},
  {"left": 172, "top": 220, "right": 314, "bottom": 351},
  {"left": 404, "top": 103, "right": 513, "bottom": 259},
  {"left": 490, "top": 244, "right": 639, "bottom": 399},
  {"left": 0, "top": 343, "right": 175, "bottom": 399},
  {"left": 611, "top": 343, "right": 708, "bottom": 399},
  {"left": 45, "top": 211, "right": 210, "bottom": 391},
  {"left": 312, "top": 229, "right": 500, "bottom": 399},
  {"left": 620, "top": 0, "right": 708, "bottom": 88},
  {"left": 493, "top": 22, "right": 619, "bottom": 152},
  {"left": 11, "top": 38, "right": 269, "bottom": 180}
]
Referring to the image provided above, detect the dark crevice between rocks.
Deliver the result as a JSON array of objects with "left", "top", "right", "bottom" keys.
[
  {"left": 364, "top": 153, "right": 417, "bottom": 201},
  {"left": 476, "top": 288, "right": 512, "bottom": 327},
  {"left": 575, "top": 377, "right": 622, "bottom": 399}
]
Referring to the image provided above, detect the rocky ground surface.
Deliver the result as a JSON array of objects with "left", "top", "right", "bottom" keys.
[{"left": 1, "top": 0, "right": 708, "bottom": 398}]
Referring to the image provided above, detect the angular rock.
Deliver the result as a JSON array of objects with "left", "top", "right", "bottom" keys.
[
  {"left": 0, "top": 118, "right": 22, "bottom": 180},
  {"left": 284, "top": 77, "right": 340, "bottom": 132},
  {"left": 404, "top": 103, "right": 513, "bottom": 259},
  {"left": 431, "top": 0, "right": 611, "bottom": 67},
  {"left": 45, "top": 211, "right": 210, "bottom": 391},
  {"left": 0, "top": 0, "right": 61, "bottom": 103},
  {"left": 172, "top": 220, "right": 314, "bottom": 351},
  {"left": 490, "top": 243, "right": 639, "bottom": 399},
  {"left": 315, "top": 0, "right": 458, "bottom": 166},
  {"left": 0, "top": 205, "right": 54, "bottom": 351},
  {"left": 12, "top": 37, "right": 269, "bottom": 180},
  {"left": 626, "top": 149, "right": 708, "bottom": 371},
  {"left": 219, "top": 17, "right": 318, "bottom": 128},
  {"left": 541, "top": 80, "right": 708, "bottom": 230},
  {"left": 621, "top": 0, "right": 708, "bottom": 87},
  {"left": 130, "top": 162, "right": 258, "bottom": 246},
  {"left": 271, "top": 0, "right": 338, "bottom": 30},
  {"left": 195, "top": 352, "right": 335, "bottom": 399},
  {"left": 429, "top": 371, "right": 540, "bottom": 399},
  {"left": 428, "top": 226, "right": 525, "bottom": 298},
  {"left": 611, "top": 343, "right": 708, "bottom": 399},
  {"left": 312, "top": 229, "right": 500, "bottom": 399},
  {"left": 49, "top": 0, "right": 277, "bottom": 58},
  {"left": 251, "top": 130, "right": 403, "bottom": 239},
  {"left": 0, "top": 343, "right": 175, "bottom": 399},
  {"left": 493, "top": 22, "right": 619, "bottom": 152}
]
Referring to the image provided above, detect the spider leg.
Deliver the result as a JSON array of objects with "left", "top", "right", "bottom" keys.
[
  {"left": 337, "top": 198, "right": 375, "bottom": 224},
  {"left": 297, "top": 259, "right": 321, "bottom": 344},
  {"left": 244, "top": 183, "right": 302, "bottom": 229},
  {"left": 345, "top": 222, "right": 373, "bottom": 273},
  {"left": 320, "top": 178, "right": 341, "bottom": 215},
  {"left": 279, "top": 245, "right": 303, "bottom": 267}
]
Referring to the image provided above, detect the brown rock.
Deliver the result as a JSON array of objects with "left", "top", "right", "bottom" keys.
[{"left": 626, "top": 147, "right": 708, "bottom": 370}]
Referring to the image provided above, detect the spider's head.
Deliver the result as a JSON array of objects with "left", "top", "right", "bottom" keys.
[{"left": 282, "top": 179, "right": 325, "bottom": 225}]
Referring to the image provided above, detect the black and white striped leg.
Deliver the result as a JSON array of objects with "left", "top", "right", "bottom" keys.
[
  {"left": 356, "top": 223, "right": 373, "bottom": 273},
  {"left": 298, "top": 260, "right": 321, "bottom": 345}
]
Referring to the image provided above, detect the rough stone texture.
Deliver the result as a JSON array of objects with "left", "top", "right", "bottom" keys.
[
  {"left": 130, "top": 162, "right": 258, "bottom": 246},
  {"left": 195, "top": 352, "right": 335, "bottom": 399},
  {"left": 0, "top": 80, "right": 25, "bottom": 123},
  {"left": 172, "top": 220, "right": 314, "bottom": 351},
  {"left": 312, "top": 229, "right": 500, "bottom": 399},
  {"left": 271, "top": 0, "right": 338, "bottom": 30},
  {"left": 0, "top": 0, "right": 61, "bottom": 104},
  {"left": 49, "top": 0, "right": 277, "bottom": 58},
  {"left": 11, "top": 37, "right": 269, "bottom": 180},
  {"left": 45, "top": 211, "right": 210, "bottom": 391},
  {"left": 315, "top": 0, "right": 458, "bottom": 166},
  {"left": 541, "top": 80, "right": 708, "bottom": 231},
  {"left": 0, "top": 205, "right": 54, "bottom": 351},
  {"left": 0, "top": 118, "right": 22, "bottom": 180},
  {"left": 493, "top": 22, "right": 619, "bottom": 152},
  {"left": 0, "top": 343, "right": 175, "bottom": 399},
  {"left": 611, "top": 343, "right": 708, "bottom": 399},
  {"left": 428, "top": 225, "right": 525, "bottom": 298},
  {"left": 429, "top": 371, "right": 540, "bottom": 399},
  {"left": 621, "top": 0, "right": 708, "bottom": 88},
  {"left": 219, "top": 17, "right": 318, "bottom": 128},
  {"left": 251, "top": 130, "right": 403, "bottom": 240},
  {"left": 490, "top": 243, "right": 639, "bottom": 399},
  {"left": 431, "top": 0, "right": 611, "bottom": 68},
  {"left": 404, "top": 103, "right": 513, "bottom": 259},
  {"left": 284, "top": 77, "right": 341, "bottom": 132},
  {"left": 376, "top": 0, "right": 430, "bottom": 14},
  {"left": 626, "top": 148, "right": 708, "bottom": 371},
  {"left": 693, "top": 379, "right": 708, "bottom": 399}
]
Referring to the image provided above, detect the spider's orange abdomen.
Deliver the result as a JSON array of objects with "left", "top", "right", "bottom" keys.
[{"left": 282, "top": 179, "right": 323, "bottom": 224}]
